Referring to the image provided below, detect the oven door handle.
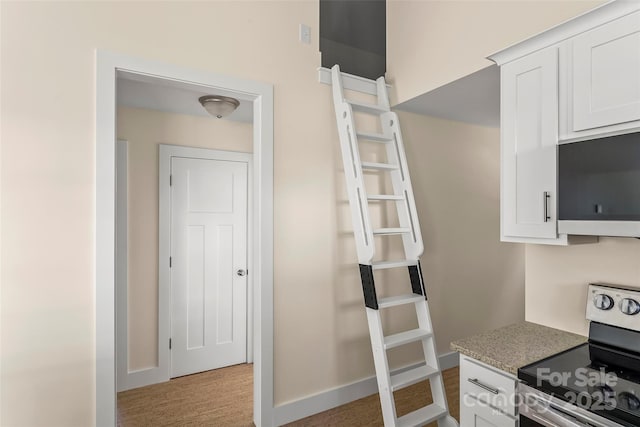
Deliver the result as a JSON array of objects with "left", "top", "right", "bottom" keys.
[
  {"left": 527, "top": 395, "right": 593, "bottom": 427},
  {"left": 545, "top": 406, "right": 590, "bottom": 427},
  {"left": 526, "top": 409, "right": 585, "bottom": 427}
]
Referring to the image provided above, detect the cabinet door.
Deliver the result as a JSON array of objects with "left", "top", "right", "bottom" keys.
[
  {"left": 461, "top": 395, "right": 518, "bottom": 427},
  {"left": 501, "top": 47, "right": 559, "bottom": 240},
  {"left": 572, "top": 11, "right": 640, "bottom": 132}
]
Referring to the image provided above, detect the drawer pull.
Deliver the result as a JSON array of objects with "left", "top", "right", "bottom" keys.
[{"left": 468, "top": 378, "right": 500, "bottom": 394}]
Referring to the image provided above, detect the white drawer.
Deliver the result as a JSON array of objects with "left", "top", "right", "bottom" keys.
[
  {"left": 461, "top": 394, "right": 518, "bottom": 427},
  {"left": 460, "top": 355, "right": 518, "bottom": 417}
]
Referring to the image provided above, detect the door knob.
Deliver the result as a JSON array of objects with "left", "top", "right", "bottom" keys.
[{"left": 236, "top": 269, "right": 247, "bottom": 277}]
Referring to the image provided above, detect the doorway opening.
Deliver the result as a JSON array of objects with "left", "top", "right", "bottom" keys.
[{"left": 96, "top": 51, "right": 274, "bottom": 427}]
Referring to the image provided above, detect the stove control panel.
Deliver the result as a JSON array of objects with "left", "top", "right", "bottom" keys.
[{"left": 587, "top": 284, "right": 640, "bottom": 332}]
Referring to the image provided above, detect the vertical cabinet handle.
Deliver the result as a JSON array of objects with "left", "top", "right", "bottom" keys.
[{"left": 544, "top": 191, "right": 551, "bottom": 222}]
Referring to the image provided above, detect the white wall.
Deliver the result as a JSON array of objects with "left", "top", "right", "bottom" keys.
[
  {"left": 526, "top": 238, "right": 640, "bottom": 335},
  {"left": 387, "top": 0, "right": 605, "bottom": 104},
  {"left": 2, "top": 2, "right": 330, "bottom": 425},
  {"left": 398, "top": 111, "right": 525, "bottom": 352},
  {"left": 117, "top": 106, "right": 252, "bottom": 371}
]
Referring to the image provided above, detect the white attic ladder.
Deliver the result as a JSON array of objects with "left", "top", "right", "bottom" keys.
[{"left": 330, "top": 64, "right": 459, "bottom": 427}]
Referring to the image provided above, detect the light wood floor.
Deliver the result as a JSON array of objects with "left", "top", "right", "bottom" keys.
[{"left": 118, "top": 364, "right": 460, "bottom": 426}]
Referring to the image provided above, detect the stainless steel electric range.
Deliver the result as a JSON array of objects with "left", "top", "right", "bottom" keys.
[{"left": 518, "top": 284, "right": 640, "bottom": 427}]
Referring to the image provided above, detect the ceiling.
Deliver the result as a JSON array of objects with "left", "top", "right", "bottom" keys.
[
  {"left": 394, "top": 65, "right": 500, "bottom": 128},
  {"left": 116, "top": 72, "right": 253, "bottom": 123}
]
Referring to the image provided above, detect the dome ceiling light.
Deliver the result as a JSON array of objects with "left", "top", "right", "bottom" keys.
[{"left": 198, "top": 95, "right": 240, "bottom": 119}]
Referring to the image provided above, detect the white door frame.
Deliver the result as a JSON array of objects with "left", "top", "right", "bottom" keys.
[
  {"left": 160, "top": 145, "right": 254, "bottom": 377},
  {"left": 96, "top": 50, "right": 274, "bottom": 426}
]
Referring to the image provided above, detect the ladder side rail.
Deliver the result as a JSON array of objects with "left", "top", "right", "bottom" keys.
[
  {"left": 366, "top": 308, "right": 397, "bottom": 426},
  {"left": 331, "top": 67, "right": 376, "bottom": 263},
  {"left": 332, "top": 65, "right": 376, "bottom": 263},
  {"left": 334, "top": 102, "right": 376, "bottom": 264},
  {"left": 415, "top": 300, "right": 451, "bottom": 415},
  {"left": 381, "top": 112, "right": 425, "bottom": 259},
  {"left": 413, "top": 262, "right": 456, "bottom": 426},
  {"left": 376, "top": 75, "right": 391, "bottom": 110},
  {"left": 331, "top": 65, "right": 346, "bottom": 105}
]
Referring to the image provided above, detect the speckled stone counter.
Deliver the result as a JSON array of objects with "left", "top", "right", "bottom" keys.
[{"left": 451, "top": 322, "right": 587, "bottom": 375}]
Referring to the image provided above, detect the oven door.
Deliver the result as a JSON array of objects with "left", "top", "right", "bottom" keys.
[{"left": 519, "top": 384, "right": 622, "bottom": 427}]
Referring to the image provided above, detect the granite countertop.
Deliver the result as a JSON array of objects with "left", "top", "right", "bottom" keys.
[{"left": 451, "top": 321, "right": 587, "bottom": 375}]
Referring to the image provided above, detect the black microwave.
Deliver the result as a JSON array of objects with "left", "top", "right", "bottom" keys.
[{"left": 558, "top": 132, "right": 640, "bottom": 237}]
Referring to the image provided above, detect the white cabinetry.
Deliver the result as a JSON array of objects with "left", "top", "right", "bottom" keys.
[
  {"left": 565, "top": 10, "right": 640, "bottom": 139},
  {"left": 460, "top": 398, "right": 516, "bottom": 427},
  {"left": 501, "top": 47, "right": 560, "bottom": 242},
  {"left": 460, "top": 355, "right": 518, "bottom": 427},
  {"left": 490, "top": 1, "right": 639, "bottom": 245}
]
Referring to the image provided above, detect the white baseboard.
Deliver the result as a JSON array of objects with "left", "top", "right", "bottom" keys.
[
  {"left": 273, "top": 351, "right": 460, "bottom": 426},
  {"left": 117, "top": 366, "right": 167, "bottom": 392}
]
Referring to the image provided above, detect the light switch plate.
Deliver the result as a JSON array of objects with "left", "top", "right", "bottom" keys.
[{"left": 299, "top": 24, "right": 311, "bottom": 44}]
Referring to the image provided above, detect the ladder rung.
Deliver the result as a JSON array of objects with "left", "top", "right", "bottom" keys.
[
  {"left": 371, "top": 259, "right": 418, "bottom": 270},
  {"left": 384, "top": 329, "right": 432, "bottom": 350},
  {"left": 373, "top": 228, "right": 411, "bottom": 235},
  {"left": 356, "top": 131, "right": 393, "bottom": 143},
  {"left": 361, "top": 162, "right": 398, "bottom": 171},
  {"left": 371, "top": 260, "right": 419, "bottom": 270},
  {"left": 391, "top": 365, "right": 440, "bottom": 392},
  {"left": 348, "top": 100, "right": 388, "bottom": 115},
  {"left": 397, "top": 404, "right": 448, "bottom": 427},
  {"left": 378, "top": 294, "right": 424, "bottom": 309},
  {"left": 367, "top": 194, "right": 404, "bottom": 201}
]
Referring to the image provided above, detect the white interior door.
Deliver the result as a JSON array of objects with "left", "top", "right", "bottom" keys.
[{"left": 170, "top": 156, "right": 248, "bottom": 378}]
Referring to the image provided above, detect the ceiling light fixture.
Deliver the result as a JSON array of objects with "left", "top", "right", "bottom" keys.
[{"left": 198, "top": 95, "right": 240, "bottom": 119}]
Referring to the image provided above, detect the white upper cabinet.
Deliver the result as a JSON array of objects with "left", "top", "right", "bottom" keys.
[
  {"left": 501, "top": 48, "right": 559, "bottom": 241},
  {"left": 563, "top": 10, "right": 640, "bottom": 139},
  {"left": 489, "top": 1, "right": 638, "bottom": 245}
]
